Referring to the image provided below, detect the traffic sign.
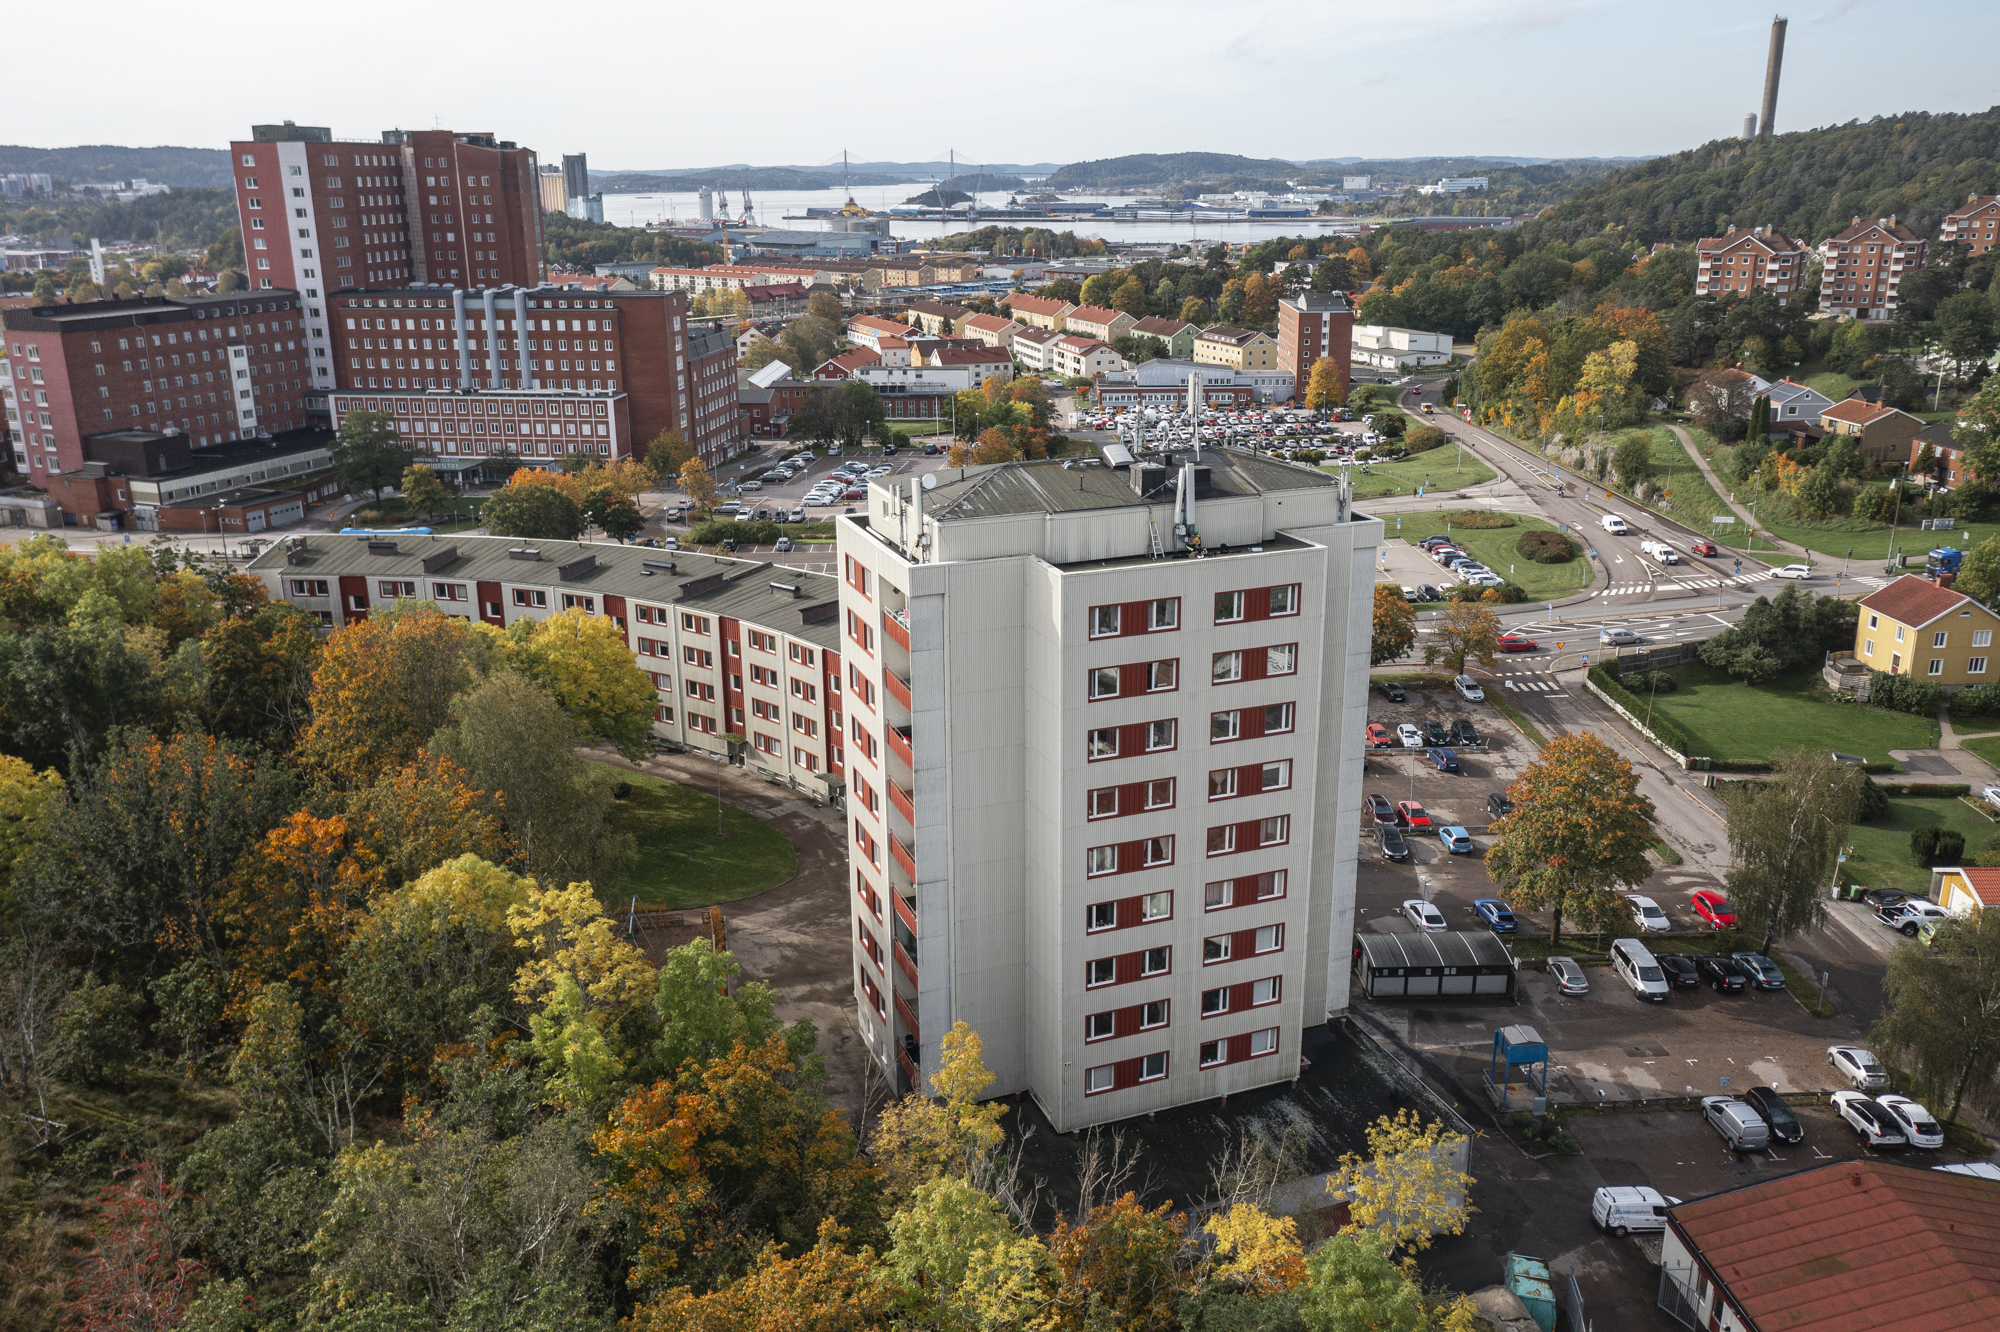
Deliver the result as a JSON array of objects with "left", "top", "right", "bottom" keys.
[{"left": 1712, "top": 515, "right": 1737, "bottom": 524}]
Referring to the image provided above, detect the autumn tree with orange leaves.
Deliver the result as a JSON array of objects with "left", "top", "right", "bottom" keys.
[
  {"left": 1485, "top": 731, "right": 1656, "bottom": 944},
  {"left": 293, "top": 603, "right": 488, "bottom": 788}
]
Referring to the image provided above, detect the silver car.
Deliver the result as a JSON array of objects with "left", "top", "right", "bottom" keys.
[{"left": 1548, "top": 957, "right": 1589, "bottom": 995}]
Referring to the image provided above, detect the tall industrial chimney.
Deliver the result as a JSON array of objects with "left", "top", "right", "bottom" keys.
[
  {"left": 1742, "top": 113, "right": 1758, "bottom": 140},
  {"left": 1758, "top": 16, "right": 1787, "bottom": 141}
]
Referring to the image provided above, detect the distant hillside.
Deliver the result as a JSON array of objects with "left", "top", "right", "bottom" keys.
[
  {"left": 1046, "top": 153, "right": 1302, "bottom": 190},
  {"left": 0, "top": 144, "right": 233, "bottom": 187},
  {"left": 593, "top": 167, "right": 1028, "bottom": 193},
  {"left": 1527, "top": 107, "right": 2000, "bottom": 246}
]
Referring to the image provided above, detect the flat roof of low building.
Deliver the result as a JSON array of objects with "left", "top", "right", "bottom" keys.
[{"left": 249, "top": 533, "right": 843, "bottom": 651}]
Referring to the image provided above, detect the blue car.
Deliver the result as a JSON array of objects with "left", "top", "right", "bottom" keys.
[
  {"left": 1474, "top": 898, "right": 1518, "bottom": 933},
  {"left": 1439, "top": 826, "right": 1475, "bottom": 855},
  {"left": 1428, "top": 746, "right": 1461, "bottom": 773}
]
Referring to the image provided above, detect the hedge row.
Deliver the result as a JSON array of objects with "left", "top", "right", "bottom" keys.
[
  {"left": 1590, "top": 665, "right": 1693, "bottom": 756},
  {"left": 1439, "top": 510, "right": 1514, "bottom": 529}
]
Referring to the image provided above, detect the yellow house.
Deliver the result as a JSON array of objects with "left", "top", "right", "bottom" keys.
[
  {"left": 1930, "top": 866, "right": 2000, "bottom": 915},
  {"left": 1854, "top": 575, "right": 2000, "bottom": 687},
  {"left": 1193, "top": 325, "right": 1278, "bottom": 371}
]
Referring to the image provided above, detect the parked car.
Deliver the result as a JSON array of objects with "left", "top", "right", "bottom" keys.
[
  {"left": 1696, "top": 955, "right": 1748, "bottom": 993},
  {"left": 774, "top": 536, "right": 793, "bottom": 552},
  {"left": 1498, "top": 633, "right": 1539, "bottom": 652},
  {"left": 1859, "top": 888, "right": 1910, "bottom": 911},
  {"left": 1830, "top": 1091, "right": 1906, "bottom": 1147},
  {"left": 789, "top": 507, "right": 806, "bottom": 522},
  {"left": 1611, "top": 938, "right": 1669, "bottom": 1003},
  {"left": 1487, "top": 793, "right": 1515, "bottom": 820},
  {"left": 1880, "top": 902, "right": 1949, "bottom": 936},
  {"left": 1592, "top": 1186, "right": 1682, "bottom": 1237},
  {"left": 1984, "top": 786, "right": 2000, "bottom": 813},
  {"left": 1377, "top": 826, "right": 1412, "bottom": 862},
  {"left": 1772, "top": 564, "right": 1814, "bottom": 579},
  {"left": 1396, "top": 800, "right": 1433, "bottom": 829},
  {"left": 1366, "top": 723, "right": 1394, "bottom": 748},
  {"left": 1690, "top": 890, "right": 1737, "bottom": 929},
  {"left": 1414, "top": 583, "right": 1443, "bottom": 602},
  {"left": 1474, "top": 898, "right": 1517, "bottom": 932},
  {"left": 1439, "top": 826, "right": 1475, "bottom": 855},
  {"left": 1377, "top": 681, "right": 1407, "bottom": 703},
  {"left": 1453, "top": 675, "right": 1486, "bottom": 701},
  {"left": 1599, "top": 627, "right": 1643, "bottom": 646},
  {"left": 1702, "top": 1096, "right": 1770, "bottom": 1152},
  {"left": 1428, "top": 747, "right": 1461, "bottom": 774},
  {"left": 739, "top": 480, "right": 763, "bottom": 492},
  {"left": 1656, "top": 954, "right": 1701, "bottom": 989},
  {"left": 1742, "top": 1087, "right": 1803, "bottom": 1145},
  {"left": 1461, "top": 571, "right": 1505, "bottom": 588},
  {"left": 1547, "top": 957, "right": 1589, "bottom": 995},
  {"left": 1451, "top": 719, "right": 1481, "bottom": 746},
  {"left": 1731, "top": 951, "right": 1786, "bottom": 990},
  {"left": 1421, "top": 719, "right": 1450, "bottom": 746},
  {"left": 1402, "top": 899, "right": 1448, "bottom": 931},
  {"left": 1876, "top": 1094, "right": 1944, "bottom": 1149},
  {"left": 1397, "top": 723, "right": 1425, "bottom": 748},
  {"left": 1828, "top": 1045, "right": 1890, "bottom": 1089},
  {"left": 1367, "top": 794, "right": 1398, "bottom": 826},
  {"left": 1626, "top": 895, "right": 1671, "bottom": 932}
]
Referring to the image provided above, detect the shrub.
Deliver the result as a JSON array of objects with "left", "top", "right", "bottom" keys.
[
  {"left": 1439, "top": 510, "right": 1514, "bottom": 529},
  {"left": 1869, "top": 670, "right": 1944, "bottom": 717},
  {"left": 1590, "top": 665, "right": 1693, "bottom": 755},
  {"left": 1404, "top": 425, "right": 1449, "bottom": 454},
  {"left": 1710, "top": 419, "right": 1749, "bottom": 443},
  {"left": 1480, "top": 582, "right": 1529, "bottom": 604},
  {"left": 688, "top": 519, "right": 784, "bottom": 545},
  {"left": 1515, "top": 530, "right": 1577, "bottom": 564},
  {"left": 1911, "top": 827, "right": 1966, "bottom": 867},
  {"left": 1852, "top": 485, "right": 1896, "bottom": 523},
  {"left": 1626, "top": 669, "right": 1678, "bottom": 694},
  {"left": 1857, "top": 779, "right": 1890, "bottom": 823}
]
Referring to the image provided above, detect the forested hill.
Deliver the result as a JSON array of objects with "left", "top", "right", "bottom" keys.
[
  {"left": 0, "top": 144, "right": 234, "bottom": 187},
  {"left": 1526, "top": 108, "right": 2000, "bottom": 247},
  {"left": 1047, "top": 153, "right": 1300, "bottom": 189}
]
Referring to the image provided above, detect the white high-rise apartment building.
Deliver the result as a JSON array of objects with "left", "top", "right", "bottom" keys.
[{"left": 835, "top": 449, "right": 1378, "bottom": 1131}]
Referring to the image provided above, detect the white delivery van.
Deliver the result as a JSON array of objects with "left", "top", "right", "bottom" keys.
[
  {"left": 1610, "top": 938, "right": 1670, "bottom": 1003},
  {"left": 1702, "top": 1096, "right": 1771, "bottom": 1152},
  {"left": 1591, "top": 1186, "right": 1681, "bottom": 1236},
  {"left": 1640, "top": 540, "right": 1678, "bottom": 564},
  {"left": 1600, "top": 513, "right": 1630, "bottom": 535}
]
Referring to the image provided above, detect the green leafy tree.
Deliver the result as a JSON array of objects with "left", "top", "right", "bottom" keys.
[
  {"left": 1724, "top": 748, "right": 1865, "bottom": 953},
  {"left": 1875, "top": 908, "right": 2000, "bottom": 1123},
  {"left": 329, "top": 411, "right": 415, "bottom": 504},
  {"left": 649, "top": 938, "right": 801, "bottom": 1077},
  {"left": 1421, "top": 601, "right": 1500, "bottom": 676},
  {"left": 1486, "top": 732, "right": 1656, "bottom": 945},
  {"left": 592, "top": 492, "right": 645, "bottom": 542},
  {"left": 479, "top": 484, "right": 584, "bottom": 541},
  {"left": 642, "top": 428, "right": 695, "bottom": 483}
]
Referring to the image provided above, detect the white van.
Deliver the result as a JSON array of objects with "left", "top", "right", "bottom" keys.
[
  {"left": 1640, "top": 540, "right": 1678, "bottom": 564},
  {"left": 1610, "top": 938, "right": 1670, "bottom": 1003},
  {"left": 1702, "top": 1096, "right": 1771, "bottom": 1152},
  {"left": 1599, "top": 513, "right": 1630, "bottom": 535},
  {"left": 1591, "top": 1186, "right": 1681, "bottom": 1236}
]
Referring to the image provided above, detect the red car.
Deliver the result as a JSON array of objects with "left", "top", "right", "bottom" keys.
[
  {"left": 1498, "top": 634, "right": 1539, "bottom": 652},
  {"left": 1691, "top": 890, "right": 1737, "bottom": 929},
  {"left": 1366, "top": 723, "right": 1393, "bottom": 748},
  {"left": 1688, "top": 540, "right": 1719, "bottom": 557},
  {"left": 1396, "top": 800, "right": 1432, "bottom": 829}
]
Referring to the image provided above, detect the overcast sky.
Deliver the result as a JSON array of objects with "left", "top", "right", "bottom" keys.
[{"left": 21, "top": 0, "right": 1999, "bottom": 169}]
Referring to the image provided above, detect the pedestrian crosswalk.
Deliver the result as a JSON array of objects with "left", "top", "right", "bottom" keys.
[
  {"left": 1592, "top": 571, "right": 1771, "bottom": 598},
  {"left": 1502, "top": 678, "right": 1566, "bottom": 694}
]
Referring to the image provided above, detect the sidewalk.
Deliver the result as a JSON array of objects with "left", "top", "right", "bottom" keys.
[{"left": 1667, "top": 424, "right": 1809, "bottom": 559}]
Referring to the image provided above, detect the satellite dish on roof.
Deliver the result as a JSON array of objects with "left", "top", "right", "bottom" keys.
[{"left": 920, "top": 472, "right": 936, "bottom": 490}]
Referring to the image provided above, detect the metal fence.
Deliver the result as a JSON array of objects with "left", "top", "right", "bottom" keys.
[
  {"left": 1564, "top": 1268, "right": 1588, "bottom": 1332},
  {"left": 1657, "top": 1260, "right": 1703, "bottom": 1329}
]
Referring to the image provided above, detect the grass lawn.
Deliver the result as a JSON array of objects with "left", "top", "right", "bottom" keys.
[
  {"left": 1806, "top": 371, "right": 1862, "bottom": 401},
  {"left": 606, "top": 772, "right": 797, "bottom": 909},
  {"left": 1384, "top": 509, "right": 1592, "bottom": 603},
  {"left": 1648, "top": 663, "right": 1938, "bottom": 764},
  {"left": 1342, "top": 449, "right": 1497, "bottom": 500},
  {"left": 1602, "top": 427, "right": 1740, "bottom": 540},
  {"left": 1842, "top": 796, "right": 1999, "bottom": 900},
  {"left": 1960, "top": 735, "right": 2000, "bottom": 770}
]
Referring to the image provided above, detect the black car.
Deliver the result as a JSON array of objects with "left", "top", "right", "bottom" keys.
[
  {"left": 1422, "top": 719, "right": 1451, "bottom": 747},
  {"left": 1487, "top": 792, "right": 1514, "bottom": 819},
  {"left": 1656, "top": 954, "right": 1701, "bottom": 989},
  {"left": 1860, "top": 888, "right": 1910, "bottom": 911},
  {"left": 1377, "top": 681, "right": 1406, "bottom": 703},
  {"left": 1696, "top": 955, "right": 1748, "bottom": 993},
  {"left": 1414, "top": 584, "right": 1443, "bottom": 602},
  {"left": 1742, "top": 1086, "right": 1804, "bottom": 1145},
  {"left": 1376, "top": 826, "right": 1411, "bottom": 862},
  {"left": 1451, "top": 719, "right": 1481, "bottom": 746},
  {"left": 923, "top": 442, "right": 940, "bottom": 455},
  {"left": 1367, "top": 794, "right": 1397, "bottom": 826}
]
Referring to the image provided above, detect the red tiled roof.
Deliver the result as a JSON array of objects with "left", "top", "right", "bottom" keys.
[
  {"left": 1938, "top": 867, "right": 2000, "bottom": 906},
  {"left": 963, "top": 313, "right": 1017, "bottom": 333},
  {"left": 1066, "top": 304, "right": 1129, "bottom": 326},
  {"left": 1130, "top": 316, "right": 1193, "bottom": 337},
  {"left": 928, "top": 347, "right": 1006, "bottom": 365},
  {"left": 1857, "top": 574, "right": 1976, "bottom": 629},
  {"left": 1006, "top": 294, "right": 1074, "bottom": 317},
  {"left": 1822, "top": 399, "right": 1907, "bottom": 427},
  {"left": 1671, "top": 1160, "right": 2000, "bottom": 1331},
  {"left": 848, "top": 315, "right": 909, "bottom": 334}
]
